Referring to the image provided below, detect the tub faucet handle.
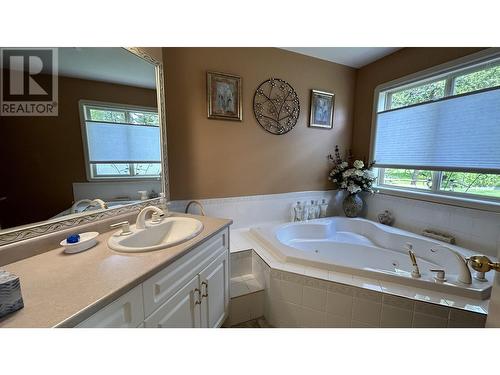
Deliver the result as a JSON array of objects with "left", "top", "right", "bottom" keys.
[
  {"left": 430, "top": 269, "right": 447, "bottom": 282},
  {"left": 408, "top": 250, "right": 421, "bottom": 278}
]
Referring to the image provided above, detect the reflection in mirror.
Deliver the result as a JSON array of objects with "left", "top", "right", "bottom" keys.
[{"left": 0, "top": 48, "right": 162, "bottom": 231}]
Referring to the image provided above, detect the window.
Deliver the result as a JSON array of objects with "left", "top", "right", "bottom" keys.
[
  {"left": 372, "top": 51, "right": 500, "bottom": 204},
  {"left": 80, "top": 101, "right": 161, "bottom": 180}
]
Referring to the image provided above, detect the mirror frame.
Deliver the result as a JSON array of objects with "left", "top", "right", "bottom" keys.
[{"left": 0, "top": 47, "right": 169, "bottom": 247}]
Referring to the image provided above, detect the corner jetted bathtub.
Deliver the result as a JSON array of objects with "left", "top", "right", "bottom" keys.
[{"left": 250, "top": 217, "right": 493, "bottom": 299}]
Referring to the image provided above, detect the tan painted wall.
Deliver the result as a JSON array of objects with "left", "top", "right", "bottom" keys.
[
  {"left": 163, "top": 47, "right": 356, "bottom": 200},
  {"left": 351, "top": 47, "right": 485, "bottom": 160}
]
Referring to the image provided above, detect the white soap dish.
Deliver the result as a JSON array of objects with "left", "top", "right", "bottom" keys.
[{"left": 60, "top": 232, "right": 99, "bottom": 254}]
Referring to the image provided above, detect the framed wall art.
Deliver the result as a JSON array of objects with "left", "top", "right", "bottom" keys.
[
  {"left": 207, "top": 71, "right": 242, "bottom": 121},
  {"left": 309, "top": 89, "right": 335, "bottom": 129}
]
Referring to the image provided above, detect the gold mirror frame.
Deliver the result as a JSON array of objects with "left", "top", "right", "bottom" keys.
[{"left": 0, "top": 47, "right": 169, "bottom": 247}]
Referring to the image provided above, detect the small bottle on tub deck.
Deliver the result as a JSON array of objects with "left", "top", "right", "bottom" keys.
[
  {"left": 315, "top": 200, "right": 321, "bottom": 218},
  {"left": 319, "top": 199, "right": 328, "bottom": 218},
  {"left": 308, "top": 200, "right": 316, "bottom": 220},
  {"left": 291, "top": 201, "right": 303, "bottom": 222},
  {"left": 302, "top": 201, "right": 310, "bottom": 221}
]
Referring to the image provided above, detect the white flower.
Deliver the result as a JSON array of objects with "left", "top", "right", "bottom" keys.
[
  {"left": 355, "top": 170, "right": 364, "bottom": 177},
  {"left": 347, "top": 184, "right": 362, "bottom": 194},
  {"left": 353, "top": 160, "right": 364, "bottom": 169},
  {"left": 341, "top": 161, "right": 348, "bottom": 168},
  {"left": 343, "top": 169, "right": 354, "bottom": 178},
  {"left": 340, "top": 181, "right": 347, "bottom": 189}
]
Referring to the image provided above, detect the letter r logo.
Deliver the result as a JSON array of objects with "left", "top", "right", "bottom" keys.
[{"left": 1, "top": 48, "right": 58, "bottom": 116}]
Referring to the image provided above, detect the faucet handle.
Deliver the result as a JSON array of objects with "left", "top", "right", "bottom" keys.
[
  {"left": 110, "top": 221, "right": 132, "bottom": 236},
  {"left": 151, "top": 212, "right": 164, "bottom": 223},
  {"left": 430, "top": 269, "right": 447, "bottom": 282}
]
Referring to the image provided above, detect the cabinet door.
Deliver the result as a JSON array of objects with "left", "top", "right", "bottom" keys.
[
  {"left": 144, "top": 275, "right": 201, "bottom": 328},
  {"left": 76, "top": 285, "right": 144, "bottom": 328},
  {"left": 142, "top": 230, "right": 228, "bottom": 317},
  {"left": 199, "top": 250, "right": 229, "bottom": 328}
]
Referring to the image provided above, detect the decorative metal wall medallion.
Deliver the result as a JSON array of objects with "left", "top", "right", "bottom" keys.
[{"left": 253, "top": 78, "right": 300, "bottom": 135}]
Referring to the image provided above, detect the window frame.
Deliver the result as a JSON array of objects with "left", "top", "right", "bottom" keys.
[
  {"left": 79, "top": 100, "right": 162, "bottom": 182},
  {"left": 369, "top": 48, "right": 500, "bottom": 212}
]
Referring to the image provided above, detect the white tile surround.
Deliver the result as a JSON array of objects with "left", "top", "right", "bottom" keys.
[
  {"left": 73, "top": 180, "right": 162, "bottom": 201},
  {"left": 230, "top": 273, "right": 264, "bottom": 297},
  {"left": 227, "top": 253, "right": 264, "bottom": 326},
  {"left": 226, "top": 251, "right": 265, "bottom": 326},
  {"left": 170, "top": 190, "right": 498, "bottom": 326},
  {"left": 228, "top": 248, "right": 487, "bottom": 328},
  {"left": 170, "top": 190, "right": 500, "bottom": 257},
  {"left": 169, "top": 191, "right": 340, "bottom": 230},
  {"left": 364, "top": 193, "right": 500, "bottom": 257}
]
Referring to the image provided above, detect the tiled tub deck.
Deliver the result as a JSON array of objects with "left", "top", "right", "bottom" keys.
[{"left": 229, "top": 231, "right": 488, "bottom": 328}]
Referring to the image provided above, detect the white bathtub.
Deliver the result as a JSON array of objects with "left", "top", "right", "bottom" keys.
[{"left": 250, "top": 217, "right": 493, "bottom": 299}]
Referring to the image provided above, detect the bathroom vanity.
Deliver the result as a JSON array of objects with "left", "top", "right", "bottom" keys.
[{"left": 0, "top": 214, "right": 231, "bottom": 328}]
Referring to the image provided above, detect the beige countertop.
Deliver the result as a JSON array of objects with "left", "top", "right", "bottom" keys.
[{"left": 0, "top": 214, "right": 232, "bottom": 328}]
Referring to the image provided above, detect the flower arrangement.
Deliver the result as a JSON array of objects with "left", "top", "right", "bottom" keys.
[{"left": 328, "top": 145, "right": 376, "bottom": 195}]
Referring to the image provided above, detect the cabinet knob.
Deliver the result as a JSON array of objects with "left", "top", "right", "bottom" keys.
[{"left": 194, "top": 288, "right": 202, "bottom": 305}]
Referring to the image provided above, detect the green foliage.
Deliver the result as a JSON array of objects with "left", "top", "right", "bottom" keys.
[
  {"left": 388, "top": 63, "right": 500, "bottom": 110},
  {"left": 89, "top": 108, "right": 126, "bottom": 123},
  {"left": 390, "top": 81, "right": 446, "bottom": 109},
  {"left": 382, "top": 169, "right": 500, "bottom": 198},
  {"left": 453, "top": 65, "right": 500, "bottom": 95},
  {"left": 383, "top": 169, "right": 433, "bottom": 189},
  {"left": 89, "top": 109, "right": 158, "bottom": 126},
  {"left": 441, "top": 172, "right": 500, "bottom": 191},
  {"left": 129, "top": 111, "right": 159, "bottom": 126}
]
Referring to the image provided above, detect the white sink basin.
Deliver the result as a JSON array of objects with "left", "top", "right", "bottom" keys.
[{"left": 108, "top": 217, "right": 204, "bottom": 253}]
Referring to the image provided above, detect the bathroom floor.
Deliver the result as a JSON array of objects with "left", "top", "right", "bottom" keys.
[{"left": 228, "top": 317, "right": 273, "bottom": 328}]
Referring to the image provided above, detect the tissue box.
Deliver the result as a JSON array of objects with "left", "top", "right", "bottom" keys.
[{"left": 0, "top": 270, "right": 24, "bottom": 318}]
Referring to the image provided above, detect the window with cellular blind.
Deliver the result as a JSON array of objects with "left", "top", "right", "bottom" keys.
[
  {"left": 80, "top": 102, "right": 162, "bottom": 180},
  {"left": 372, "top": 51, "right": 500, "bottom": 201}
]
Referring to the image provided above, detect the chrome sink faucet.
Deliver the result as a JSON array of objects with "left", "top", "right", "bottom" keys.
[
  {"left": 136, "top": 206, "right": 164, "bottom": 229},
  {"left": 431, "top": 245, "right": 472, "bottom": 285},
  {"left": 185, "top": 200, "right": 206, "bottom": 216}
]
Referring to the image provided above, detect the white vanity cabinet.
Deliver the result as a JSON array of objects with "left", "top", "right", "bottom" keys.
[
  {"left": 144, "top": 250, "right": 229, "bottom": 328},
  {"left": 75, "top": 284, "right": 145, "bottom": 328},
  {"left": 199, "top": 251, "right": 229, "bottom": 328},
  {"left": 76, "top": 227, "right": 229, "bottom": 328},
  {"left": 144, "top": 275, "right": 202, "bottom": 328}
]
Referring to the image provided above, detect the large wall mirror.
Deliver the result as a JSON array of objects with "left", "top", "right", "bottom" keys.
[{"left": 0, "top": 47, "right": 168, "bottom": 245}]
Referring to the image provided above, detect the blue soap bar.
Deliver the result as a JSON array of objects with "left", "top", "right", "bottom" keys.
[{"left": 67, "top": 234, "right": 80, "bottom": 244}]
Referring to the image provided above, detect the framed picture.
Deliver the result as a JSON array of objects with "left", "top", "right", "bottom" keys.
[
  {"left": 309, "top": 89, "right": 335, "bottom": 129},
  {"left": 207, "top": 71, "right": 242, "bottom": 121}
]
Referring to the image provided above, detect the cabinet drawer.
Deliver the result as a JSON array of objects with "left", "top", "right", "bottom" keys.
[
  {"left": 76, "top": 285, "right": 144, "bottom": 328},
  {"left": 143, "top": 228, "right": 228, "bottom": 317}
]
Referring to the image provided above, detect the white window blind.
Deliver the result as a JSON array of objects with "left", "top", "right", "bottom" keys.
[
  {"left": 85, "top": 121, "right": 161, "bottom": 163},
  {"left": 374, "top": 87, "right": 500, "bottom": 173}
]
